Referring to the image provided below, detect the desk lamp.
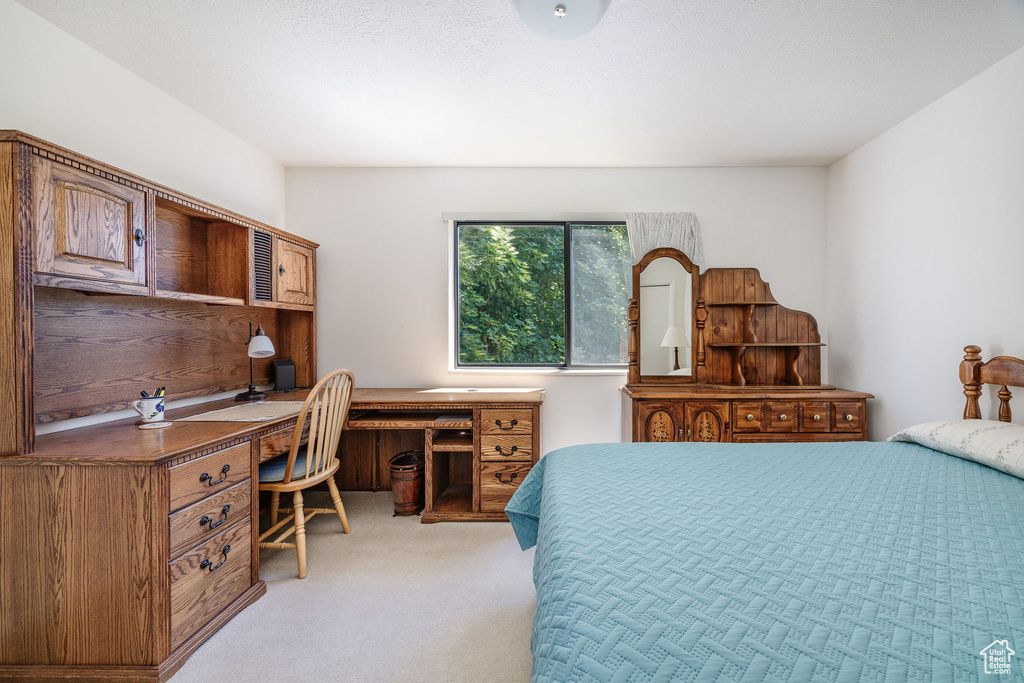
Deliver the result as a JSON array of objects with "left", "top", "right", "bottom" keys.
[
  {"left": 660, "top": 326, "right": 689, "bottom": 373},
  {"left": 235, "top": 323, "right": 275, "bottom": 401}
]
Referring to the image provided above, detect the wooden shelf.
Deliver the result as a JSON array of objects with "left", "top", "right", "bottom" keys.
[
  {"left": 431, "top": 434, "right": 473, "bottom": 451},
  {"left": 154, "top": 290, "right": 246, "bottom": 306},
  {"left": 432, "top": 483, "right": 473, "bottom": 514},
  {"left": 708, "top": 342, "right": 826, "bottom": 348}
]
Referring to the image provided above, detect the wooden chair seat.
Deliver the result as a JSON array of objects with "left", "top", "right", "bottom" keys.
[{"left": 257, "top": 369, "right": 354, "bottom": 578}]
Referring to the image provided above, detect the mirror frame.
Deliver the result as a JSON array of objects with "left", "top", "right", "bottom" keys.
[{"left": 627, "top": 248, "right": 702, "bottom": 384}]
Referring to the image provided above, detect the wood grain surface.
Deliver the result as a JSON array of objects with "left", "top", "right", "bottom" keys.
[
  {"left": 33, "top": 287, "right": 278, "bottom": 423},
  {"left": 0, "top": 462, "right": 157, "bottom": 666},
  {"left": 33, "top": 156, "right": 147, "bottom": 288},
  {"left": 479, "top": 462, "right": 531, "bottom": 513},
  {"left": 168, "top": 479, "right": 251, "bottom": 558},
  {"left": 167, "top": 442, "right": 251, "bottom": 512},
  {"left": 168, "top": 518, "right": 251, "bottom": 651}
]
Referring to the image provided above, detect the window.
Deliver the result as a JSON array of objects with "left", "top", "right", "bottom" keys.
[{"left": 455, "top": 221, "right": 631, "bottom": 368}]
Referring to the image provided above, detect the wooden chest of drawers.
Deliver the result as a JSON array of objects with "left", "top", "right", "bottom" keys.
[{"left": 166, "top": 443, "right": 254, "bottom": 650}]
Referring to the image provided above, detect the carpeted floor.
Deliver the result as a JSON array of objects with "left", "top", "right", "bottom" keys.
[{"left": 170, "top": 492, "right": 536, "bottom": 683}]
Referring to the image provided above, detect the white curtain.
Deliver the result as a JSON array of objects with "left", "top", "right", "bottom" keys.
[{"left": 625, "top": 212, "right": 705, "bottom": 269}]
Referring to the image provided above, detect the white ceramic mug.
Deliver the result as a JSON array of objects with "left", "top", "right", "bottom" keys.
[{"left": 132, "top": 396, "right": 165, "bottom": 422}]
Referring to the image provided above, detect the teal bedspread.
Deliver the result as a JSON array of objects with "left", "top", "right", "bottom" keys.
[{"left": 506, "top": 442, "right": 1024, "bottom": 682}]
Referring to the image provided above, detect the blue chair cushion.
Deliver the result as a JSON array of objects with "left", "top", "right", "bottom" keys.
[{"left": 259, "top": 447, "right": 312, "bottom": 483}]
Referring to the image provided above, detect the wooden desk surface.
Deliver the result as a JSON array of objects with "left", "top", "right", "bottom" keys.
[
  {"left": 20, "top": 392, "right": 310, "bottom": 466},
  {"left": 350, "top": 387, "right": 545, "bottom": 408},
  {"left": 12, "top": 388, "right": 545, "bottom": 466}
]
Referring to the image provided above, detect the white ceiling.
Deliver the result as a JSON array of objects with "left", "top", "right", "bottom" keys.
[{"left": 15, "top": 0, "right": 1024, "bottom": 167}]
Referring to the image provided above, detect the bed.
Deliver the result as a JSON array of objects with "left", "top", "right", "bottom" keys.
[{"left": 507, "top": 347, "right": 1024, "bottom": 681}]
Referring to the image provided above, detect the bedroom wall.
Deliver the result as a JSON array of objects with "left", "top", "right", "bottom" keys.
[
  {"left": 0, "top": 0, "right": 285, "bottom": 227},
  {"left": 287, "top": 166, "right": 828, "bottom": 453},
  {"left": 827, "top": 46, "right": 1024, "bottom": 440},
  {"left": 2, "top": 0, "right": 287, "bottom": 433}
]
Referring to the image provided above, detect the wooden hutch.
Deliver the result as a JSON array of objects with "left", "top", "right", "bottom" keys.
[
  {"left": 0, "top": 132, "right": 317, "bottom": 681},
  {"left": 622, "top": 248, "right": 871, "bottom": 442}
]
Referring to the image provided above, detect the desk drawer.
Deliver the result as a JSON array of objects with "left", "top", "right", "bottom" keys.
[
  {"left": 480, "top": 462, "right": 531, "bottom": 513},
  {"left": 168, "top": 480, "right": 251, "bottom": 558},
  {"left": 480, "top": 409, "right": 532, "bottom": 435},
  {"left": 258, "top": 420, "right": 309, "bottom": 464},
  {"left": 169, "top": 442, "right": 251, "bottom": 512},
  {"left": 480, "top": 434, "right": 532, "bottom": 462},
  {"left": 169, "top": 518, "right": 251, "bottom": 650}
]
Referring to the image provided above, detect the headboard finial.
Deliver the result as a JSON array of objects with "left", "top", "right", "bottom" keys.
[{"left": 961, "top": 345, "right": 983, "bottom": 419}]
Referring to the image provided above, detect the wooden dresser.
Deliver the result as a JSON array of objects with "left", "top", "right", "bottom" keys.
[
  {"left": 622, "top": 386, "right": 869, "bottom": 442},
  {"left": 0, "top": 132, "right": 318, "bottom": 681},
  {"left": 342, "top": 388, "right": 544, "bottom": 523},
  {"left": 0, "top": 396, "right": 313, "bottom": 681},
  {"left": 623, "top": 253, "right": 871, "bottom": 443}
]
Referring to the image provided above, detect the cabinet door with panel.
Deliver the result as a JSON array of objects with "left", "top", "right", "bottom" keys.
[
  {"left": 33, "top": 156, "right": 147, "bottom": 291},
  {"left": 683, "top": 401, "right": 731, "bottom": 442},
  {"left": 636, "top": 401, "right": 731, "bottom": 443},
  {"left": 636, "top": 402, "right": 685, "bottom": 442},
  {"left": 274, "top": 238, "right": 315, "bottom": 306}
]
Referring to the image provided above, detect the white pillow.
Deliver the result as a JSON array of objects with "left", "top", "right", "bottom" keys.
[{"left": 889, "top": 420, "right": 1024, "bottom": 480}]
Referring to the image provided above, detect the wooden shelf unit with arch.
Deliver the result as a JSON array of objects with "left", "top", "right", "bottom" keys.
[{"left": 621, "top": 251, "right": 871, "bottom": 443}]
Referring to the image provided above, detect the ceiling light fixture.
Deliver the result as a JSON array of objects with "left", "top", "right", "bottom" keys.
[{"left": 511, "top": 0, "right": 612, "bottom": 40}]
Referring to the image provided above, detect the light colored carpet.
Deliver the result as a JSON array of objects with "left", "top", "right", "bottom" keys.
[{"left": 170, "top": 492, "right": 536, "bottom": 683}]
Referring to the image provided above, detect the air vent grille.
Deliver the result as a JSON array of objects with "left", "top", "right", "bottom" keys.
[{"left": 253, "top": 230, "right": 272, "bottom": 301}]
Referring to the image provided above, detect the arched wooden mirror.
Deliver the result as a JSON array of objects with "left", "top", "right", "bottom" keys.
[{"left": 627, "top": 248, "right": 700, "bottom": 384}]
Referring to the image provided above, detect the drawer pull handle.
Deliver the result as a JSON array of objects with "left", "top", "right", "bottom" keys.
[
  {"left": 812, "top": 414, "right": 821, "bottom": 421},
  {"left": 495, "top": 445, "right": 518, "bottom": 456},
  {"left": 200, "top": 505, "right": 231, "bottom": 530},
  {"left": 200, "top": 545, "right": 231, "bottom": 572},
  {"left": 495, "top": 419, "right": 518, "bottom": 430},
  {"left": 745, "top": 413, "right": 754, "bottom": 421},
  {"left": 494, "top": 472, "right": 519, "bottom": 485},
  {"left": 779, "top": 414, "right": 788, "bottom": 421},
  {"left": 199, "top": 464, "right": 230, "bottom": 486},
  {"left": 844, "top": 413, "right": 854, "bottom": 421}
]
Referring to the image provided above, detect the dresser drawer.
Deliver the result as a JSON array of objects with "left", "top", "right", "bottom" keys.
[
  {"left": 168, "top": 442, "right": 251, "bottom": 512},
  {"left": 766, "top": 402, "right": 797, "bottom": 433},
  {"left": 479, "top": 462, "right": 531, "bottom": 513},
  {"left": 833, "top": 402, "right": 864, "bottom": 432},
  {"left": 169, "top": 518, "right": 251, "bottom": 650},
  {"left": 800, "top": 402, "right": 831, "bottom": 433},
  {"left": 480, "top": 409, "right": 533, "bottom": 435},
  {"left": 168, "top": 480, "right": 251, "bottom": 559},
  {"left": 480, "top": 434, "right": 533, "bottom": 462},
  {"left": 733, "top": 402, "right": 763, "bottom": 432}
]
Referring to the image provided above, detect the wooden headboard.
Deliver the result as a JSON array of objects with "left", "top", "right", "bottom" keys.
[{"left": 960, "top": 345, "right": 1024, "bottom": 421}]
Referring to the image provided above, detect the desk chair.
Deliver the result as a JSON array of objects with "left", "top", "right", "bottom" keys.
[{"left": 258, "top": 369, "right": 354, "bottom": 578}]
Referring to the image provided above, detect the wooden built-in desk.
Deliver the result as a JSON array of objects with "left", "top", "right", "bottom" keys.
[
  {"left": 0, "top": 392, "right": 308, "bottom": 682},
  {"left": 343, "top": 388, "right": 545, "bottom": 523}
]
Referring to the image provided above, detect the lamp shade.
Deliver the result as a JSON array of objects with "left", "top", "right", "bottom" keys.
[
  {"left": 247, "top": 326, "right": 275, "bottom": 358},
  {"left": 660, "top": 326, "right": 689, "bottom": 349},
  {"left": 511, "top": 0, "right": 612, "bottom": 40}
]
